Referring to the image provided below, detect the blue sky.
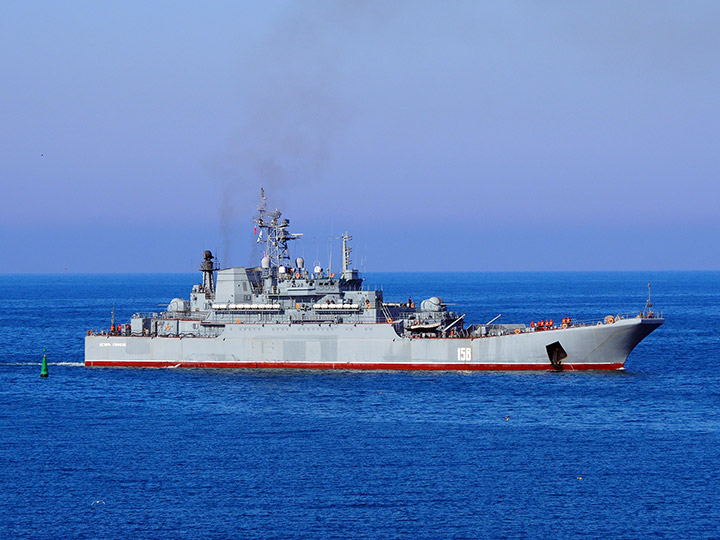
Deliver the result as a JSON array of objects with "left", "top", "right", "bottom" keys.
[{"left": 2, "top": 1, "right": 719, "bottom": 273}]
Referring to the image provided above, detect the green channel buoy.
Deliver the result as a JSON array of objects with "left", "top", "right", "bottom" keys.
[{"left": 40, "top": 349, "right": 48, "bottom": 378}]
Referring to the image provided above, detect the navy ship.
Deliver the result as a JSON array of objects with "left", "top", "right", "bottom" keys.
[{"left": 85, "top": 189, "right": 663, "bottom": 371}]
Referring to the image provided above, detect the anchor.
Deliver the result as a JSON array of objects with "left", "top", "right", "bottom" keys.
[{"left": 546, "top": 341, "right": 568, "bottom": 372}]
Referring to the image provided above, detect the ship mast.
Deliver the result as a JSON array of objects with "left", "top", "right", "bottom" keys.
[
  {"left": 253, "top": 188, "right": 302, "bottom": 269},
  {"left": 200, "top": 250, "right": 216, "bottom": 295},
  {"left": 342, "top": 233, "right": 352, "bottom": 275},
  {"left": 644, "top": 282, "right": 654, "bottom": 318}
]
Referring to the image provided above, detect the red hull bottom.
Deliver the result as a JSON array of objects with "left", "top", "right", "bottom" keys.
[{"left": 85, "top": 360, "right": 624, "bottom": 371}]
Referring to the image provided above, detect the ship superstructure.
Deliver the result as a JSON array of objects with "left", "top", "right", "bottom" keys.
[{"left": 85, "top": 190, "right": 663, "bottom": 371}]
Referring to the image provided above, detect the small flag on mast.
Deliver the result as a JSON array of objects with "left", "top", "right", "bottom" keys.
[{"left": 256, "top": 230, "right": 263, "bottom": 243}]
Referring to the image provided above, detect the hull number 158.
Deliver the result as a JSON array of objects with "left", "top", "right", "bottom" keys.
[{"left": 457, "top": 347, "right": 472, "bottom": 362}]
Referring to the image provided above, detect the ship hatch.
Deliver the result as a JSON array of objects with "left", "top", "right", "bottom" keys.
[{"left": 546, "top": 341, "right": 567, "bottom": 371}]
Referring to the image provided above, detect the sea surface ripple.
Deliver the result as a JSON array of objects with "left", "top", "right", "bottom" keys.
[{"left": 1, "top": 272, "right": 719, "bottom": 539}]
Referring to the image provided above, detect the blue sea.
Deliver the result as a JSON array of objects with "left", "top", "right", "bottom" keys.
[{"left": 1, "top": 272, "right": 719, "bottom": 539}]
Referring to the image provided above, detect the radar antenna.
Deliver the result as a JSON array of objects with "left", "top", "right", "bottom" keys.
[{"left": 252, "top": 187, "right": 302, "bottom": 268}]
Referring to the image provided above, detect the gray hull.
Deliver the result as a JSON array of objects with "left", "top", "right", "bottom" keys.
[{"left": 85, "top": 316, "right": 663, "bottom": 371}]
